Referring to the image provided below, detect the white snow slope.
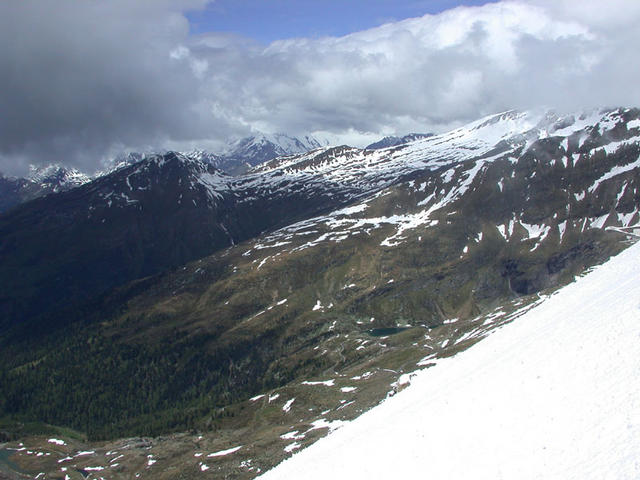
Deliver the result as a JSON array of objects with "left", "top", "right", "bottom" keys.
[{"left": 260, "top": 241, "right": 640, "bottom": 480}]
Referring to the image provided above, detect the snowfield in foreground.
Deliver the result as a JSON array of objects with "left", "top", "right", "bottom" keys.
[{"left": 260, "top": 241, "right": 640, "bottom": 480}]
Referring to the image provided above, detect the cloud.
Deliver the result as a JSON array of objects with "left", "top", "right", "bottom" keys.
[
  {"left": 1, "top": 0, "right": 639, "bottom": 175},
  {"left": 0, "top": 0, "right": 235, "bottom": 175},
  {"left": 223, "top": 0, "right": 637, "bottom": 140}
]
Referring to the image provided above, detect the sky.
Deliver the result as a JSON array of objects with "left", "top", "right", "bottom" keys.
[
  {"left": 186, "top": 1, "right": 499, "bottom": 43},
  {"left": 1, "top": 0, "right": 640, "bottom": 175}
]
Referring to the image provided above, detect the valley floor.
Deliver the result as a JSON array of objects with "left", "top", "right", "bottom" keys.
[{"left": 260, "top": 240, "right": 640, "bottom": 479}]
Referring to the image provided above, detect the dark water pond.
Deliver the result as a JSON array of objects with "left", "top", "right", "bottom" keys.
[{"left": 367, "top": 327, "right": 410, "bottom": 337}]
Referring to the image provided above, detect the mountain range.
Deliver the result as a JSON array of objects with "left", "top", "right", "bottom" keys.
[
  {"left": 0, "top": 107, "right": 639, "bottom": 479},
  {"left": 0, "top": 133, "right": 329, "bottom": 214}
]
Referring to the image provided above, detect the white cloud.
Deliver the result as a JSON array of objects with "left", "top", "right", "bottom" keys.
[
  {"left": 1, "top": 0, "right": 639, "bottom": 174},
  {"left": 191, "top": 0, "right": 639, "bottom": 143}
]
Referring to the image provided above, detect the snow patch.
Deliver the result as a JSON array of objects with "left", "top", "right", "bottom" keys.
[
  {"left": 284, "top": 442, "right": 301, "bottom": 453},
  {"left": 340, "top": 387, "right": 357, "bottom": 393},
  {"left": 75, "top": 451, "right": 95, "bottom": 457},
  {"left": 558, "top": 221, "right": 568, "bottom": 241},
  {"left": 306, "top": 418, "right": 346, "bottom": 433},
  {"left": 280, "top": 431, "right": 305, "bottom": 441},
  {"left": 207, "top": 446, "right": 242, "bottom": 457},
  {"left": 282, "top": 398, "right": 296, "bottom": 413},
  {"left": 302, "top": 379, "right": 335, "bottom": 387}
]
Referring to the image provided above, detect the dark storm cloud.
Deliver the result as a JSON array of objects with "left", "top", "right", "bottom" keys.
[{"left": 0, "top": 0, "right": 235, "bottom": 175}]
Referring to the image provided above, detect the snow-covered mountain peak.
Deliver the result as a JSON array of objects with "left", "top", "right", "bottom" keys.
[
  {"left": 227, "top": 132, "right": 323, "bottom": 153},
  {"left": 27, "top": 163, "right": 91, "bottom": 191},
  {"left": 450, "top": 109, "right": 542, "bottom": 146},
  {"left": 223, "top": 132, "right": 327, "bottom": 168},
  {"left": 469, "top": 109, "right": 525, "bottom": 128},
  {"left": 182, "top": 149, "right": 223, "bottom": 162}
]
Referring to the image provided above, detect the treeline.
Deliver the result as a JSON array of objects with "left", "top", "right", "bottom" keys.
[{"left": 0, "top": 322, "right": 286, "bottom": 441}]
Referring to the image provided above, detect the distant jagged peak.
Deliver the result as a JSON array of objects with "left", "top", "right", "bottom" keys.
[
  {"left": 181, "top": 149, "right": 223, "bottom": 163},
  {"left": 224, "top": 132, "right": 327, "bottom": 164},
  {"left": 26, "top": 163, "right": 90, "bottom": 188},
  {"left": 98, "top": 151, "right": 153, "bottom": 176}
]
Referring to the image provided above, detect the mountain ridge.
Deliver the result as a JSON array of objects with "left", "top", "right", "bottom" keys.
[
  {"left": 365, "top": 132, "right": 434, "bottom": 150},
  {"left": 0, "top": 133, "right": 327, "bottom": 213},
  {"left": 2, "top": 107, "right": 639, "bottom": 332}
]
